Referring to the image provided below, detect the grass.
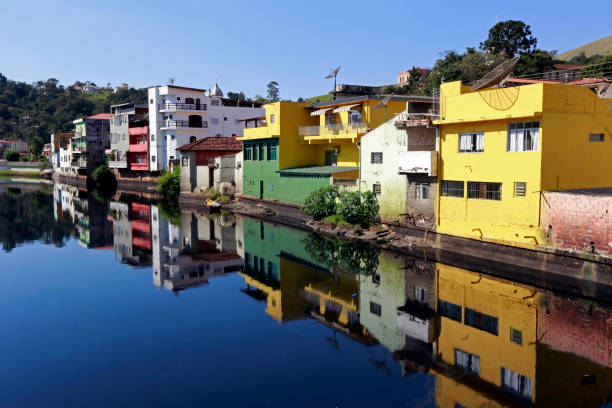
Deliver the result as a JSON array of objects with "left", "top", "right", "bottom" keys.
[
  {"left": 305, "top": 93, "right": 333, "bottom": 103},
  {"left": 0, "top": 170, "right": 41, "bottom": 178},
  {"left": 322, "top": 214, "right": 351, "bottom": 227},
  {"left": 558, "top": 35, "right": 612, "bottom": 60}
]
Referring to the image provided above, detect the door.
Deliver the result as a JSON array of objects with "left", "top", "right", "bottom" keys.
[
  {"left": 196, "top": 98, "right": 201, "bottom": 110},
  {"left": 325, "top": 150, "right": 338, "bottom": 166},
  {"left": 259, "top": 180, "right": 264, "bottom": 199},
  {"left": 209, "top": 167, "right": 214, "bottom": 188}
]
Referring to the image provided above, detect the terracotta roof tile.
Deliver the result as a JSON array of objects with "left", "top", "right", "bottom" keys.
[
  {"left": 88, "top": 113, "right": 111, "bottom": 120},
  {"left": 567, "top": 77, "right": 612, "bottom": 86},
  {"left": 177, "top": 136, "right": 242, "bottom": 152}
]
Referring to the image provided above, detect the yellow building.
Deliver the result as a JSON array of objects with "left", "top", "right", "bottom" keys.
[
  {"left": 239, "top": 94, "right": 407, "bottom": 203},
  {"left": 435, "top": 81, "right": 612, "bottom": 248}
]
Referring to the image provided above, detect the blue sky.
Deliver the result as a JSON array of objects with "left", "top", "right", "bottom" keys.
[{"left": 1, "top": 0, "right": 610, "bottom": 99}]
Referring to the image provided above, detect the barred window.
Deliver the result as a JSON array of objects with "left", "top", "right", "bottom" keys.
[
  {"left": 441, "top": 180, "right": 464, "bottom": 198},
  {"left": 370, "top": 301, "right": 382, "bottom": 316},
  {"left": 438, "top": 300, "right": 462, "bottom": 322},
  {"left": 371, "top": 152, "right": 383, "bottom": 164},
  {"left": 510, "top": 327, "right": 523, "bottom": 345},
  {"left": 468, "top": 182, "right": 502, "bottom": 200},
  {"left": 465, "top": 308, "right": 498, "bottom": 335},
  {"left": 501, "top": 368, "right": 533, "bottom": 400},
  {"left": 455, "top": 349, "right": 480, "bottom": 375},
  {"left": 244, "top": 145, "right": 252, "bottom": 160},
  {"left": 589, "top": 133, "right": 604, "bottom": 142}
]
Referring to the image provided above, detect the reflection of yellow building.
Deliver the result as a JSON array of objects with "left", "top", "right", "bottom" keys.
[{"left": 435, "top": 263, "right": 539, "bottom": 407}]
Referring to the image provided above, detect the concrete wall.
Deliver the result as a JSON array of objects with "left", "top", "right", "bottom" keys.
[{"left": 540, "top": 190, "right": 612, "bottom": 256}]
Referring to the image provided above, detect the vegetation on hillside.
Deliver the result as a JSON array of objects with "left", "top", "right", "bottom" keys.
[
  {"left": 0, "top": 75, "right": 146, "bottom": 143},
  {"left": 558, "top": 35, "right": 612, "bottom": 61}
]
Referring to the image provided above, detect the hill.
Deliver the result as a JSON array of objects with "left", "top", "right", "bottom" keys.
[
  {"left": 305, "top": 93, "right": 333, "bottom": 103},
  {"left": 558, "top": 35, "right": 612, "bottom": 61}
]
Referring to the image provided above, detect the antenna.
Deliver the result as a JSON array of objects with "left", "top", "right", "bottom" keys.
[
  {"left": 325, "top": 66, "right": 342, "bottom": 93},
  {"left": 471, "top": 56, "right": 520, "bottom": 91},
  {"left": 168, "top": 77, "right": 176, "bottom": 85},
  {"left": 373, "top": 93, "right": 396, "bottom": 121}
]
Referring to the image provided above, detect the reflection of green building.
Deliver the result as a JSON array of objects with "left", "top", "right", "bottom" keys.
[{"left": 239, "top": 218, "right": 374, "bottom": 343}]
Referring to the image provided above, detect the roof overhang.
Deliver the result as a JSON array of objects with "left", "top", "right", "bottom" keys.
[{"left": 310, "top": 107, "right": 334, "bottom": 116}]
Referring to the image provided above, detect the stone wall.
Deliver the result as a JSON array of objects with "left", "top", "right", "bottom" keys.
[
  {"left": 540, "top": 190, "right": 612, "bottom": 256},
  {"left": 406, "top": 174, "right": 437, "bottom": 229}
]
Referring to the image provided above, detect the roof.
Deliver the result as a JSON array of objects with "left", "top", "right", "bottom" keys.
[
  {"left": 277, "top": 165, "right": 359, "bottom": 176},
  {"left": 505, "top": 77, "right": 559, "bottom": 84},
  {"left": 549, "top": 187, "right": 612, "bottom": 196},
  {"left": 237, "top": 116, "right": 265, "bottom": 122},
  {"left": 176, "top": 136, "right": 242, "bottom": 152},
  {"left": 567, "top": 77, "right": 612, "bottom": 86},
  {"left": 311, "top": 94, "right": 434, "bottom": 108},
  {"left": 87, "top": 113, "right": 111, "bottom": 120},
  {"left": 552, "top": 63, "right": 586, "bottom": 70},
  {"left": 210, "top": 83, "right": 223, "bottom": 97},
  {"left": 149, "top": 84, "right": 207, "bottom": 92}
]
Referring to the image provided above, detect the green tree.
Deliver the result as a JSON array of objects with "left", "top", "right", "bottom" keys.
[
  {"left": 157, "top": 166, "right": 180, "bottom": 198},
  {"left": 28, "top": 136, "right": 43, "bottom": 159},
  {"left": 337, "top": 190, "right": 379, "bottom": 228},
  {"left": 266, "top": 81, "right": 280, "bottom": 101},
  {"left": 303, "top": 185, "right": 339, "bottom": 220},
  {"left": 227, "top": 91, "right": 246, "bottom": 101},
  {"left": 3, "top": 149, "right": 19, "bottom": 161},
  {"left": 480, "top": 20, "right": 537, "bottom": 57}
]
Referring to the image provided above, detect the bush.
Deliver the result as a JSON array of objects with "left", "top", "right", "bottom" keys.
[
  {"left": 3, "top": 149, "right": 19, "bottom": 161},
  {"left": 157, "top": 166, "right": 180, "bottom": 198},
  {"left": 303, "top": 185, "right": 339, "bottom": 220},
  {"left": 337, "top": 190, "right": 379, "bottom": 228},
  {"left": 20, "top": 155, "right": 30, "bottom": 162},
  {"left": 322, "top": 214, "right": 351, "bottom": 227}
]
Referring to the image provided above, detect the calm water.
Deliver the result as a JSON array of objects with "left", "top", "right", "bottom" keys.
[{"left": 1, "top": 181, "right": 612, "bottom": 408}]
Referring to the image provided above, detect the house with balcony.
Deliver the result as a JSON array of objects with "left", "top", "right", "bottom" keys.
[
  {"left": 434, "top": 80, "right": 612, "bottom": 248},
  {"left": 359, "top": 96, "right": 438, "bottom": 224},
  {"left": 70, "top": 113, "right": 111, "bottom": 175},
  {"left": 239, "top": 92, "right": 409, "bottom": 204},
  {"left": 50, "top": 132, "right": 74, "bottom": 170},
  {"left": 109, "top": 103, "right": 149, "bottom": 172},
  {"left": 147, "top": 84, "right": 263, "bottom": 172}
]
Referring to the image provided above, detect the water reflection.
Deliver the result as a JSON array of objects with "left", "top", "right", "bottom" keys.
[{"left": 3, "top": 183, "right": 612, "bottom": 407}]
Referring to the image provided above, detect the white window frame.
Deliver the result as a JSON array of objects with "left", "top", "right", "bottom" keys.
[
  {"left": 459, "top": 132, "right": 484, "bottom": 153},
  {"left": 507, "top": 121, "right": 539, "bottom": 152}
]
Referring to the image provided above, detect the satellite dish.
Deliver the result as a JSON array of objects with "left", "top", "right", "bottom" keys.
[
  {"left": 373, "top": 93, "right": 395, "bottom": 110},
  {"left": 325, "top": 66, "right": 341, "bottom": 79},
  {"left": 598, "top": 83, "right": 610, "bottom": 97},
  {"left": 471, "top": 56, "right": 520, "bottom": 91}
]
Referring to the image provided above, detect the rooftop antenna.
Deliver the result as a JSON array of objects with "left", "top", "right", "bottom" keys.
[
  {"left": 373, "top": 93, "right": 396, "bottom": 121},
  {"left": 168, "top": 77, "right": 176, "bottom": 85},
  {"left": 326, "top": 66, "right": 341, "bottom": 97}
]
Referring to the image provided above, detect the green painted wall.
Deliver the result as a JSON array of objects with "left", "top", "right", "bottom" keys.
[{"left": 243, "top": 139, "right": 330, "bottom": 204}]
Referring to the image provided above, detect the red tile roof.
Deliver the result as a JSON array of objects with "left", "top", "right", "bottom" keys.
[
  {"left": 176, "top": 136, "right": 242, "bottom": 152},
  {"left": 88, "top": 113, "right": 111, "bottom": 120},
  {"left": 505, "top": 77, "right": 559, "bottom": 84},
  {"left": 567, "top": 77, "right": 612, "bottom": 86}
]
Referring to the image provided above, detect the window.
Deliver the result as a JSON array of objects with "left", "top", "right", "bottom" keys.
[
  {"left": 253, "top": 256, "right": 259, "bottom": 272},
  {"left": 371, "top": 152, "right": 383, "bottom": 163},
  {"left": 414, "top": 287, "right": 426, "bottom": 303},
  {"left": 224, "top": 117, "right": 228, "bottom": 121},
  {"left": 438, "top": 300, "right": 462, "bottom": 322},
  {"left": 501, "top": 368, "right": 533, "bottom": 400},
  {"left": 348, "top": 110, "right": 362, "bottom": 125},
  {"left": 415, "top": 183, "right": 429, "bottom": 199},
  {"left": 152, "top": 155, "right": 156, "bottom": 162},
  {"left": 151, "top": 134, "right": 155, "bottom": 142},
  {"left": 459, "top": 132, "right": 484, "bottom": 153},
  {"left": 514, "top": 182, "right": 526, "bottom": 197},
  {"left": 270, "top": 114, "right": 275, "bottom": 124},
  {"left": 267, "top": 143, "right": 277, "bottom": 160},
  {"left": 589, "top": 133, "right": 605, "bottom": 142},
  {"left": 373, "top": 183, "right": 381, "bottom": 195},
  {"left": 467, "top": 182, "right": 502, "bottom": 200},
  {"left": 455, "top": 349, "right": 480, "bottom": 375},
  {"left": 211, "top": 99, "right": 220, "bottom": 106},
  {"left": 507, "top": 121, "right": 539, "bottom": 152},
  {"left": 252, "top": 144, "right": 259, "bottom": 160},
  {"left": 510, "top": 328, "right": 523, "bottom": 345},
  {"left": 182, "top": 157, "right": 188, "bottom": 167},
  {"left": 244, "top": 145, "right": 252, "bottom": 160},
  {"left": 465, "top": 308, "right": 498, "bottom": 335},
  {"left": 211, "top": 118, "right": 219, "bottom": 125},
  {"left": 259, "top": 144, "right": 265, "bottom": 161},
  {"left": 441, "top": 180, "right": 464, "bottom": 198},
  {"left": 269, "top": 181, "right": 273, "bottom": 191},
  {"left": 370, "top": 302, "right": 382, "bottom": 316},
  {"left": 149, "top": 99, "right": 153, "bottom": 104}
]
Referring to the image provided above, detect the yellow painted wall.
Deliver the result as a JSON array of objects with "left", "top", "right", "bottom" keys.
[
  {"left": 313, "top": 142, "right": 359, "bottom": 167},
  {"left": 435, "top": 263, "right": 539, "bottom": 404},
  {"left": 436, "top": 81, "right": 612, "bottom": 248}
]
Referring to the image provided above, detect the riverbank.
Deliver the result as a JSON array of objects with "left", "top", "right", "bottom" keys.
[{"left": 222, "top": 194, "right": 612, "bottom": 301}]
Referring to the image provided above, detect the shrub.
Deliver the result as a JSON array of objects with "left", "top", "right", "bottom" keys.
[
  {"left": 322, "top": 214, "right": 351, "bottom": 227},
  {"left": 89, "top": 164, "right": 117, "bottom": 198},
  {"left": 337, "top": 190, "right": 379, "bottom": 228},
  {"left": 157, "top": 166, "right": 180, "bottom": 198},
  {"left": 303, "top": 185, "right": 339, "bottom": 220},
  {"left": 20, "top": 154, "right": 30, "bottom": 162},
  {"left": 3, "top": 149, "right": 19, "bottom": 161}
]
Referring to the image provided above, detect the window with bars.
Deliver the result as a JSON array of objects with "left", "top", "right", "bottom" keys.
[
  {"left": 465, "top": 308, "right": 498, "bottom": 335},
  {"left": 370, "top": 301, "right": 382, "bottom": 316},
  {"left": 438, "top": 300, "right": 462, "bottom": 322},
  {"left": 244, "top": 145, "right": 252, "bottom": 160},
  {"left": 467, "top": 182, "right": 502, "bottom": 200},
  {"left": 415, "top": 183, "right": 430, "bottom": 199},
  {"left": 267, "top": 143, "right": 277, "bottom": 160},
  {"left": 507, "top": 121, "right": 539, "bottom": 152},
  {"left": 514, "top": 182, "right": 526, "bottom": 197},
  {"left": 373, "top": 183, "right": 381, "bottom": 195},
  {"left": 459, "top": 132, "right": 484, "bottom": 153},
  {"left": 455, "top": 349, "right": 480, "bottom": 375},
  {"left": 259, "top": 144, "right": 265, "bottom": 161},
  {"left": 252, "top": 144, "right": 259, "bottom": 160},
  {"left": 441, "top": 181, "right": 464, "bottom": 198},
  {"left": 589, "top": 133, "right": 605, "bottom": 142},
  {"left": 371, "top": 152, "right": 383, "bottom": 163},
  {"left": 501, "top": 368, "right": 533, "bottom": 400},
  {"left": 510, "top": 328, "right": 523, "bottom": 345},
  {"left": 414, "top": 287, "right": 426, "bottom": 303}
]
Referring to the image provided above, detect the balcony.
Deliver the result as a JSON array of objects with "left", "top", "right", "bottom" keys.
[
  {"left": 71, "top": 158, "right": 87, "bottom": 169},
  {"left": 108, "top": 160, "right": 127, "bottom": 169},
  {"left": 158, "top": 119, "right": 208, "bottom": 130},
  {"left": 71, "top": 143, "right": 87, "bottom": 153},
  {"left": 298, "top": 123, "right": 368, "bottom": 143},
  {"left": 159, "top": 102, "right": 207, "bottom": 112},
  {"left": 398, "top": 151, "right": 438, "bottom": 176},
  {"left": 129, "top": 143, "right": 148, "bottom": 153}
]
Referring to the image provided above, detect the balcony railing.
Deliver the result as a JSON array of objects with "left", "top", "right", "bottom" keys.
[
  {"left": 158, "top": 120, "right": 208, "bottom": 129},
  {"left": 297, "top": 122, "right": 368, "bottom": 139},
  {"left": 159, "top": 102, "right": 207, "bottom": 111},
  {"left": 108, "top": 160, "right": 127, "bottom": 169}
]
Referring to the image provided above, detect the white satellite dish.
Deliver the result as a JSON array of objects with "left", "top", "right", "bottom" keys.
[{"left": 471, "top": 56, "right": 520, "bottom": 91}]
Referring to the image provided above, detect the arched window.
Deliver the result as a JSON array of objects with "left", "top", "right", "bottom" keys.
[
  {"left": 188, "top": 115, "right": 202, "bottom": 128},
  {"left": 189, "top": 136, "right": 197, "bottom": 143}
]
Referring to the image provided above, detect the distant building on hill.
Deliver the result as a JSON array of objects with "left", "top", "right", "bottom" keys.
[{"left": 398, "top": 68, "right": 432, "bottom": 86}]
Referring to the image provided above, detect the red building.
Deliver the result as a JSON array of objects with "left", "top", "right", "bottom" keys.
[
  {"left": 130, "top": 202, "right": 151, "bottom": 250},
  {"left": 128, "top": 126, "right": 149, "bottom": 171}
]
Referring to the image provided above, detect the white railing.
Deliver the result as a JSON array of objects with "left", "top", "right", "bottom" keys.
[{"left": 297, "top": 123, "right": 368, "bottom": 139}]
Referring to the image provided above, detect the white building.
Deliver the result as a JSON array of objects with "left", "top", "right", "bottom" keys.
[{"left": 147, "top": 84, "right": 264, "bottom": 172}]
